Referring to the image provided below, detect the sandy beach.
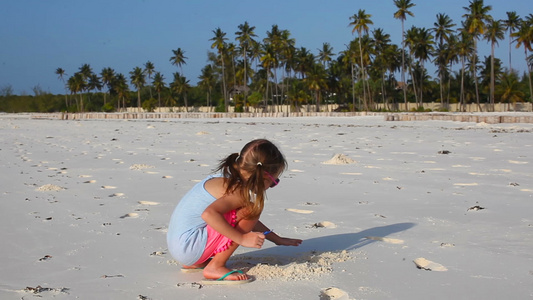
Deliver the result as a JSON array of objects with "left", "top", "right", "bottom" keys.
[{"left": 1, "top": 114, "right": 532, "bottom": 299}]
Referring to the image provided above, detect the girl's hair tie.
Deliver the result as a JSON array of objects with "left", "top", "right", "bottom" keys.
[{"left": 256, "top": 162, "right": 263, "bottom": 166}]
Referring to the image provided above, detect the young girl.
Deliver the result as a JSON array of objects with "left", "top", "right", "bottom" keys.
[{"left": 167, "top": 139, "right": 302, "bottom": 284}]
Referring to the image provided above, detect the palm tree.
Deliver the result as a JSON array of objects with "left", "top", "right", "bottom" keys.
[
  {"left": 405, "top": 26, "right": 421, "bottom": 105},
  {"left": 129, "top": 66, "right": 145, "bottom": 112},
  {"left": 445, "top": 34, "right": 459, "bottom": 107},
  {"left": 341, "top": 45, "right": 358, "bottom": 110},
  {"left": 393, "top": 0, "right": 416, "bottom": 110},
  {"left": 144, "top": 61, "right": 155, "bottom": 99},
  {"left": 77, "top": 64, "right": 93, "bottom": 110},
  {"left": 170, "top": 48, "right": 187, "bottom": 75},
  {"left": 463, "top": 0, "right": 493, "bottom": 111},
  {"left": 433, "top": 44, "right": 449, "bottom": 106},
  {"left": 198, "top": 65, "right": 215, "bottom": 110},
  {"left": 484, "top": 20, "right": 505, "bottom": 110},
  {"left": 152, "top": 72, "right": 165, "bottom": 109},
  {"left": 67, "top": 73, "right": 86, "bottom": 112},
  {"left": 497, "top": 70, "right": 525, "bottom": 110},
  {"left": 412, "top": 27, "right": 434, "bottom": 105},
  {"left": 78, "top": 64, "right": 93, "bottom": 80},
  {"left": 503, "top": 12, "right": 521, "bottom": 71},
  {"left": 235, "top": 21, "right": 257, "bottom": 111},
  {"left": 170, "top": 72, "right": 190, "bottom": 112},
  {"left": 512, "top": 18, "right": 533, "bottom": 102},
  {"left": 87, "top": 74, "right": 102, "bottom": 107},
  {"left": 372, "top": 28, "right": 392, "bottom": 106},
  {"left": 100, "top": 67, "right": 115, "bottom": 106},
  {"left": 350, "top": 9, "right": 373, "bottom": 110},
  {"left": 305, "top": 63, "right": 328, "bottom": 112},
  {"left": 210, "top": 28, "right": 229, "bottom": 111},
  {"left": 457, "top": 31, "right": 475, "bottom": 111},
  {"left": 318, "top": 43, "right": 334, "bottom": 68},
  {"left": 260, "top": 43, "right": 276, "bottom": 109},
  {"left": 382, "top": 44, "right": 402, "bottom": 109},
  {"left": 278, "top": 28, "right": 296, "bottom": 110},
  {"left": 113, "top": 73, "right": 129, "bottom": 111},
  {"left": 433, "top": 13, "right": 456, "bottom": 107},
  {"left": 55, "top": 67, "right": 69, "bottom": 109}
]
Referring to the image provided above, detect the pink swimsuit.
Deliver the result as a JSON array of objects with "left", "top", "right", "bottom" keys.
[{"left": 196, "top": 209, "right": 237, "bottom": 264}]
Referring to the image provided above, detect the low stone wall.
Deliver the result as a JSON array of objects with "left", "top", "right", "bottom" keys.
[
  {"left": 29, "top": 111, "right": 533, "bottom": 124},
  {"left": 31, "top": 111, "right": 384, "bottom": 120},
  {"left": 384, "top": 113, "right": 533, "bottom": 124}
]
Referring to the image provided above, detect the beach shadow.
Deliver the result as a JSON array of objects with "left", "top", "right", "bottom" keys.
[{"left": 231, "top": 222, "right": 416, "bottom": 266}]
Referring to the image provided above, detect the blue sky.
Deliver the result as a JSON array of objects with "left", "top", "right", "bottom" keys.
[{"left": 0, "top": 0, "right": 530, "bottom": 95}]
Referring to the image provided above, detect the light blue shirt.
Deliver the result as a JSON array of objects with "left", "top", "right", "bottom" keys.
[{"left": 167, "top": 175, "right": 219, "bottom": 265}]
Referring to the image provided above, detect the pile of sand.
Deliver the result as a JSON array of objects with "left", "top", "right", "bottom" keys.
[
  {"left": 322, "top": 154, "right": 356, "bottom": 165},
  {"left": 235, "top": 250, "right": 353, "bottom": 281}
]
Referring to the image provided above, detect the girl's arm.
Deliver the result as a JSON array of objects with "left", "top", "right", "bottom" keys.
[
  {"left": 254, "top": 221, "right": 303, "bottom": 247},
  {"left": 201, "top": 194, "right": 265, "bottom": 249}
]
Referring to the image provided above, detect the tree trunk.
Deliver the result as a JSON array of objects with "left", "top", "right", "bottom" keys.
[
  {"left": 221, "top": 55, "right": 228, "bottom": 112},
  {"left": 460, "top": 58, "right": 465, "bottom": 112},
  {"left": 490, "top": 43, "right": 495, "bottom": 112},
  {"left": 137, "top": 90, "right": 141, "bottom": 112},
  {"left": 526, "top": 49, "right": 533, "bottom": 103},
  {"left": 401, "top": 20, "right": 407, "bottom": 111},
  {"left": 473, "top": 41, "right": 482, "bottom": 112}
]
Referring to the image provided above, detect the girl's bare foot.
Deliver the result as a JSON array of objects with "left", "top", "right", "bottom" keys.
[{"left": 203, "top": 265, "right": 248, "bottom": 281}]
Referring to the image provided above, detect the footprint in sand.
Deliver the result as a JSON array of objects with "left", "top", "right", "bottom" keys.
[
  {"left": 413, "top": 257, "right": 448, "bottom": 272},
  {"left": 366, "top": 236, "right": 404, "bottom": 244},
  {"left": 286, "top": 208, "right": 314, "bottom": 214},
  {"left": 162, "top": 175, "right": 173, "bottom": 179},
  {"left": 290, "top": 169, "right": 305, "bottom": 173},
  {"left": 79, "top": 175, "right": 93, "bottom": 178},
  {"left": 320, "top": 287, "right": 350, "bottom": 300},
  {"left": 83, "top": 180, "right": 96, "bottom": 184},
  {"left": 109, "top": 193, "right": 125, "bottom": 197},
  {"left": 138, "top": 201, "right": 160, "bottom": 206},
  {"left": 101, "top": 186, "right": 117, "bottom": 189},
  {"left": 120, "top": 213, "right": 139, "bottom": 219}
]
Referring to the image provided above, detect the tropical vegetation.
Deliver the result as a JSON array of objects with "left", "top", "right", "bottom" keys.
[{"left": 1, "top": 0, "right": 532, "bottom": 113}]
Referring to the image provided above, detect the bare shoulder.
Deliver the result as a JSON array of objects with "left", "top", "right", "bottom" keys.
[
  {"left": 204, "top": 177, "right": 243, "bottom": 210},
  {"left": 204, "top": 177, "right": 229, "bottom": 199}
]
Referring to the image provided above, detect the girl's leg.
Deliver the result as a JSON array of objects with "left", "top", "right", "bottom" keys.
[{"left": 203, "top": 214, "right": 257, "bottom": 280}]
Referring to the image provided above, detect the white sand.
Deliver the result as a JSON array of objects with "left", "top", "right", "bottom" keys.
[{"left": 1, "top": 114, "right": 532, "bottom": 299}]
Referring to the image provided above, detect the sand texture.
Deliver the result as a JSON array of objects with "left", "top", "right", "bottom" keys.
[{"left": 1, "top": 114, "right": 532, "bottom": 299}]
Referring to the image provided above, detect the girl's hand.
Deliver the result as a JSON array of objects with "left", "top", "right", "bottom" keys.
[
  {"left": 240, "top": 232, "right": 266, "bottom": 248},
  {"left": 274, "top": 237, "right": 303, "bottom": 247}
]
